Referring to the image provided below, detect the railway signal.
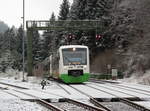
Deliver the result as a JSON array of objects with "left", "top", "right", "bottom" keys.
[
  {"left": 67, "top": 33, "right": 73, "bottom": 44},
  {"left": 95, "top": 34, "right": 103, "bottom": 47},
  {"left": 96, "top": 34, "right": 102, "bottom": 40},
  {"left": 67, "top": 33, "right": 76, "bottom": 44}
]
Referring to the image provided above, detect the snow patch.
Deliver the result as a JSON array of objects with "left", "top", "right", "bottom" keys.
[
  {"left": 123, "top": 70, "right": 150, "bottom": 85},
  {"left": 0, "top": 99, "right": 49, "bottom": 111}
]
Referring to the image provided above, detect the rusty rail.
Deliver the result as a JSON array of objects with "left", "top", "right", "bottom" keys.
[{"left": 66, "top": 98, "right": 105, "bottom": 111}]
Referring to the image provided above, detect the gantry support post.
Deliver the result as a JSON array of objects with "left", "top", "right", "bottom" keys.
[{"left": 27, "top": 29, "right": 33, "bottom": 76}]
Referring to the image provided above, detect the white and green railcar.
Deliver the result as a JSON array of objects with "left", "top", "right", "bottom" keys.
[{"left": 50, "top": 45, "right": 90, "bottom": 83}]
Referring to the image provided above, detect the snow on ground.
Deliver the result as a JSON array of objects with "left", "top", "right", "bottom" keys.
[
  {"left": 1, "top": 69, "right": 150, "bottom": 110},
  {"left": 134, "top": 101, "right": 150, "bottom": 109},
  {"left": 122, "top": 70, "right": 150, "bottom": 85},
  {"left": 0, "top": 70, "right": 52, "bottom": 111},
  {"left": 0, "top": 70, "right": 91, "bottom": 110},
  {"left": 0, "top": 90, "right": 18, "bottom": 99},
  {"left": 0, "top": 99, "right": 50, "bottom": 111}
]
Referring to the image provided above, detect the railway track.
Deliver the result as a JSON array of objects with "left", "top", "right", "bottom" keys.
[
  {"left": 104, "top": 83, "right": 150, "bottom": 98},
  {"left": 0, "top": 81, "right": 104, "bottom": 111},
  {"left": 89, "top": 79, "right": 119, "bottom": 84},
  {"left": 0, "top": 82, "right": 63, "bottom": 111},
  {"left": 67, "top": 84, "right": 112, "bottom": 111},
  {"left": 14, "top": 89, "right": 104, "bottom": 111},
  {"left": 36, "top": 99, "right": 63, "bottom": 111},
  {"left": 1, "top": 78, "right": 150, "bottom": 110},
  {"left": 116, "top": 83, "right": 150, "bottom": 95},
  {"left": 89, "top": 79, "right": 150, "bottom": 100},
  {"left": 46, "top": 81, "right": 107, "bottom": 110},
  {"left": 9, "top": 89, "right": 65, "bottom": 111},
  {"left": 0, "top": 81, "right": 29, "bottom": 89},
  {"left": 50, "top": 80, "right": 150, "bottom": 111},
  {"left": 51, "top": 80, "right": 116, "bottom": 110},
  {"left": 0, "top": 88, "right": 22, "bottom": 99},
  {"left": 86, "top": 82, "right": 150, "bottom": 111},
  {"left": 53, "top": 81, "right": 72, "bottom": 95},
  {"left": 52, "top": 98, "right": 105, "bottom": 111}
]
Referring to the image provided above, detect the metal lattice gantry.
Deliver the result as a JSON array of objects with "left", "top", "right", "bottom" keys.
[
  {"left": 26, "top": 20, "right": 103, "bottom": 76},
  {"left": 26, "top": 20, "right": 103, "bottom": 30}
]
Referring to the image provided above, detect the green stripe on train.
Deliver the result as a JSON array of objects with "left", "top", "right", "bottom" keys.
[{"left": 60, "top": 73, "right": 90, "bottom": 83}]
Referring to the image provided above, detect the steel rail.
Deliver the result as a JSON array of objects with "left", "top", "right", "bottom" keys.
[
  {"left": 1, "top": 87, "right": 63, "bottom": 111},
  {"left": 120, "top": 98, "right": 150, "bottom": 111},
  {"left": 0, "top": 82, "right": 29, "bottom": 89},
  {"left": 86, "top": 83, "right": 140, "bottom": 98},
  {"left": 90, "top": 98, "right": 111, "bottom": 111},
  {"left": 69, "top": 85, "right": 111, "bottom": 111},
  {"left": 56, "top": 83, "right": 71, "bottom": 95},
  {"left": 105, "top": 83, "right": 150, "bottom": 97},
  {"left": 89, "top": 79, "right": 119, "bottom": 84},
  {"left": 0, "top": 89, "right": 22, "bottom": 99},
  {"left": 47, "top": 79, "right": 72, "bottom": 95},
  {"left": 34, "top": 81, "right": 106, "bottom": 111},
  {"left": 37, "top": 99, "right": 64, "bottom": 111},
  {"left": 65, "top": 98, "right": 105, "bottom": 111},
  {"left": 90, "top": 79, "right": 150, "bottom": 97},
  {"left": 86, "top": 83, "right": 150, "bottom": 111},
  {"left": 0, "top": 85, "right": 104, "bottom": 111},
  {"left": 117, "top": 84, "right": 150, "bottom": 94},
  {"left": 12, "top": 89, "right": 64, "bottom": 111}
]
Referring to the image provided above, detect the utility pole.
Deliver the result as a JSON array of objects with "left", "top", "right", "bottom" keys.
[{"left": 22, "top": 0, "right": 25, "bottom": 81}]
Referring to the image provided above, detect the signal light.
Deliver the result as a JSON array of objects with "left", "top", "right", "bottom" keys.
[
  {"left": 68, "top": 34, "right": 76, "bottom": 39},
  {"left": 69, "top": 35, "right": 72, "bottom": 38},
  {"left": 96, "top": 34, "right": 101, "bottom": 40},
  {"left": 68, "top": 33, "right": 73, "bottom": 38}
]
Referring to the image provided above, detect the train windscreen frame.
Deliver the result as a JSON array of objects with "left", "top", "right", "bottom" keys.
[{"left": 62, "top": 48, "right": 87, "bottom": 66}]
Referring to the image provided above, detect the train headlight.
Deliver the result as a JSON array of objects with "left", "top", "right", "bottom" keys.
[
  {"left": 84, "top": 66, "right": 87, "bottom": 69},
  {"left": 73, "top": 48, "right": 76, "bottom": 51},
  {"left": 64, "top": 66, "right": 68, "bottom": 70}
]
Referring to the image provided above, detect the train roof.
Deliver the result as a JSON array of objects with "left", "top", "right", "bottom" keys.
[{"left": 59, "top": 45, "right": 88, "bottom": 50}]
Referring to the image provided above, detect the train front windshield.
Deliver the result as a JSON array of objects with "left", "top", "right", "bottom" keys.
[{"left": 62, "top": 48, "right": 87, "bottom": 65}]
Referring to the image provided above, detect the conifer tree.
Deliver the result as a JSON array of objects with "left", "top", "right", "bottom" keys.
[
  {"left": 12, "top": 25, "right": 28, "bottom": 71},
  {"left": 58, "top": 0, "right": 70, "bottom": 20},
  {"left": 32, "top": 25, "right": 41, "bottom": 65},
  {"left": 50, "top": 12, "right": 56, "bottom": 21},
  {"left": 96, "top": 0, "right": 113, "bottom": 18},
  {"left": 85, "top": 0, "right": 97, "bottom": 19},
  {"left": 0, "top": 27, "right": 18, "bottom": 70},
  {"left": 13, "top": 26, "right": 24, "bottom": 70},
  {"left": 42, "top": 12, "right": 56, "bottom": 59},
  {"left": 70, "top": 0, "right": 86, "bottom": 20}
]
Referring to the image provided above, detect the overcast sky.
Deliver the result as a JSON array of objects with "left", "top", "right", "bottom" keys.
[{"left": 0, "top": 0, "right": 73, "bottom": 28}]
